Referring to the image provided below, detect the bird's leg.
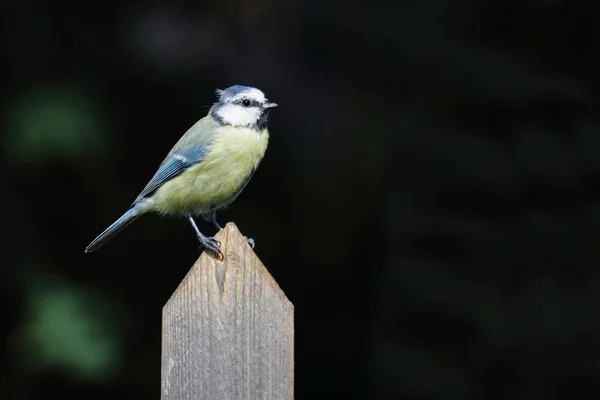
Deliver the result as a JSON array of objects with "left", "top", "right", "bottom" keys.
[
  {"left": 187, "top": 214, "right": 223, "bottom": 260},
  {"left": 202, "top": 211, "right": 255, "bottom": 249},
  {"left": 202, "top": 211, "right": 223, "bottom": 231}
]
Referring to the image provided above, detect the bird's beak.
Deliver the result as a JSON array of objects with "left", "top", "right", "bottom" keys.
[{"left": 264, "top": 101, "right": 278, "bottom": 109}]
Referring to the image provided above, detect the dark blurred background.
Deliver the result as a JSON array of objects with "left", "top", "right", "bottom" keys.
[{"left": 2, "top": 0, "right": 600, "bottom": 399}]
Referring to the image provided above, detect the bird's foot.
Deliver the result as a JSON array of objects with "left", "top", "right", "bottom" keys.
[
  {"left": 199, "top": 236, "right": 223, "bottom": 261},
  {"left": 244, "top": 236, "right": 255, "bottom": 249}
]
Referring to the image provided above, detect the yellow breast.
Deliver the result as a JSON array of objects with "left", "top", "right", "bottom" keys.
[{"left": 149, "top": 126, "right": 269, "bottom": 216}]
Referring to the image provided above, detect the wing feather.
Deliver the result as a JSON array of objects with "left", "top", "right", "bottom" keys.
[
  {"left": 131, "top": 116, "right": 220, "bottom": 204},
  {"left": 132, "top": 148, "right": 205, "bottom": 204}
]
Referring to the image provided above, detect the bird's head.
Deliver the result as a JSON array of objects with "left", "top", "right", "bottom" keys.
[{"left": 210, "top": 85, "right": 277, "bottom": 130}]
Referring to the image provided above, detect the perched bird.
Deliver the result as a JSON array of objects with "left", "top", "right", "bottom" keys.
[{"left": 85, "top": 85, "right": 277, "bottom": 258}]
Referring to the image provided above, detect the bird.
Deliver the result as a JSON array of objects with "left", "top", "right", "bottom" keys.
[{"left": 84, "top": 85, "right": 277, "bottom": 259}]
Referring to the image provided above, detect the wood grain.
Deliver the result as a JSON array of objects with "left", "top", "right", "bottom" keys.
[{"left": 161, "top": 223, "right": 294, "bottom": 400}]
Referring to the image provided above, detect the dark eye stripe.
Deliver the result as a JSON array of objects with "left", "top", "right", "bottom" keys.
[{"left": 234, "top": 98, "right": 261, "bottom": 107}]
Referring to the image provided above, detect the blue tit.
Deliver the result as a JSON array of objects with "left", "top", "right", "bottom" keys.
[{"left": 85, "top": 85, "right": 277, "bottom": 258}]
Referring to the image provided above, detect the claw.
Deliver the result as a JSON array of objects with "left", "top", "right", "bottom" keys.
[
  {"left": 198, "top": 236, "right": 223, "bottom": 260},
  {"left": 244, "top": 236, "right": 255, "bottom": 249}
]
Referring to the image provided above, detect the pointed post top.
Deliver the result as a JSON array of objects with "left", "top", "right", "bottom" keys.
[{"left": 161, "top": 222, "right": 294, "bottom": 400}]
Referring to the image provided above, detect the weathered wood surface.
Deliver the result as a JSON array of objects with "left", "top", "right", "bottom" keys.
[{"left": 161, "top": 223, "right": 294, "bottom": 400}]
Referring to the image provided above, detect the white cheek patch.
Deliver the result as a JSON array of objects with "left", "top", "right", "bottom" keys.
[{"left": 217, "top": 104, "right": 261, "bottom": 126}]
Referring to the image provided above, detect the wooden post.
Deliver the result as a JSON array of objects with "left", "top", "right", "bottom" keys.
[{"left": 161, "top": 223, "right": 294, "bottom": 400}]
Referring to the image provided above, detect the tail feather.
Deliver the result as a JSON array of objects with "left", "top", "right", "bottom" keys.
[{"left": 85, "top": 207, "right": 140, "bottom": 253}]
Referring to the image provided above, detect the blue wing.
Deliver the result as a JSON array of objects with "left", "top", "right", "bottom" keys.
[{"left": 132, "top": 147, "right": 205, "bottom": 204}]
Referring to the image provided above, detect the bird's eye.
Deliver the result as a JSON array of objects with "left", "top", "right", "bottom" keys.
[{"left": 242, "top": 99, "right": 251, "bottom": 107}]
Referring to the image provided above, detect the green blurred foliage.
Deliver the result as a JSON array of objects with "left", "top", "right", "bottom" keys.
[
  {"left": 3, "top": 85, "right": 108, "bottom": 165},
  {"left": 10, "top": 275, "right": 122, "bottom": 382}
]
